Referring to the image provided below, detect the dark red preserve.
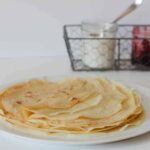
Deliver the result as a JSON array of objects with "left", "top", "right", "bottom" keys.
[{"left": 132, "top": 26, "right": 150, "bottom": 66}]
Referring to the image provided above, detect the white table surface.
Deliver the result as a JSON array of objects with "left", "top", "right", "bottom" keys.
[{"left": 0, "top": 56, "right": 149, "bottom": 150}]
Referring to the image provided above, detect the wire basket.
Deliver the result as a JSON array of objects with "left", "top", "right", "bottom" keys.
[{"left": 64, "top": 24, "right": 150, "bottom": 71}]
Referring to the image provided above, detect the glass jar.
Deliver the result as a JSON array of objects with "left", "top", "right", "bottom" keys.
[
  {"left": 132, "top": 26, "right": 150, "bottom": 66},
  {"left": 81, "top": 21, "right": 118, "bottom": 69}
]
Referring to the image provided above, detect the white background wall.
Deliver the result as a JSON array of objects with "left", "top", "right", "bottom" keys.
[{"left": 0, "top": 0, "right": 149, "bottom": 57}]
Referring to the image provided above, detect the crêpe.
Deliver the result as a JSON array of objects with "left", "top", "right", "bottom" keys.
[{"left": 0, "top": 77, "right": 143, "bottom": 134}]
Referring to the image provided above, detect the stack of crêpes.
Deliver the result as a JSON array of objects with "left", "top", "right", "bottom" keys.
[{"left": 0, "top": 77, "right": 143, "bottom": 134}]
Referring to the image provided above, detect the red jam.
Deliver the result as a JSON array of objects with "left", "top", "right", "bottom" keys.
[{"left": 132, "top": 26, "right": 150, "bottom": 66}]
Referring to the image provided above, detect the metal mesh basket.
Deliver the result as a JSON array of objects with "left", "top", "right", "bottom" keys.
[{"left": 64, "top": 24, "right": 150, "bottom": 71}]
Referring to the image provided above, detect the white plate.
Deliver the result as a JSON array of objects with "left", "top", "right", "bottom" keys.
[{"left": 0, "top": 78, "right": 150, "bottom": 145}]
